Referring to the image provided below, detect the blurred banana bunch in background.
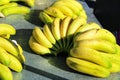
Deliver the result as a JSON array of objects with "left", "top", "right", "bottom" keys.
[{"left": 0, "top": 0, "right": 34, "bottom": 18}]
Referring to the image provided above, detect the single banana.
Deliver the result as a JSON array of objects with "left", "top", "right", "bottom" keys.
[
  {"left": 29, "top": 36, "right": 51, "bottom": 55},
  {"left": 74, "top": 28, "right": 116, "bottom": 44},
  {"left": 39, "top": 12, "right": 54, "bottom": 24},
  {"left": 70, "top": 47, "right": 112, "bottom": 68},
  {"left": 0, "top": 47, "right": 10, "bottom": 66},
  {"left": 32, "top": 26, "right": 53, "bottom": 48},
  {"left": 60, "top": 17, "right": 72, "bottom": 48},
  {"left": 75, "top": 22, "right": 101, "bottom": 33},
  {"left": 109, "top": 62, "right": 120, "bottom": 73},
  {"left": 44, "top": 6, "right": 65, "bottom": 19},
  {"left": 1, "top": 6, "right": 30, "bottom": 17},
  {"left": 67, "top": 17, "right": 86, "bottom": 36},
  {"left": 79, "top": 9, "right": 87, "bottom": 20},
  {"left": 0, "top": 2, "right": 18, "bottom": 12},
  {"left": 73, "top": 39, "right": 117, "bottom": 54},
  {"left": 7, "top": 52, "right": 23, "bottom": 72},
  {"left": 66, "top": 57, "right": 110, "bottom": 78},
  {"left": 0, "top": 37, "right": 19, "bottom": 57},
  {"left": 51, "top": 18, "right": 62, "bottom": 48},
  {"left": 0, "top": 63, "right": 13, "bottom": 80},
  {"left": 0, "top": 0, "right": 10, "bottom": 6},
  {"left": 0, "top": 23, "right": 16, "bottom": 35}
]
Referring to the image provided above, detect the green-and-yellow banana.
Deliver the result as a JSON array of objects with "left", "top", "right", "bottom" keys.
[
  {"left": 66, "top": 57, "right": 110, "bottom": 78},
  {"left": 39, "top": 12, "right": 54, "bottom": 24},
  {"left": 1, "top": 6, "right": 30, "bottom": 17},
  {"left": 32, "top": 26, "right": 53, "bottom": 48},
  {"left": 0, "top": 47, "right": 10, "bottom": 66},
  {"left": 0, "top": 23, "right": 16, "bottom": 35},
  {"left": 0, "top": 63, "right": 13, "bottom": 80},
  {"left": 0, "top": 37, "right": 19, "bottom": 57},
  {"left": 29, "top": 36, "right": 51, "bottom": 55},
  {"left": 70, "top": 47, "right": 112, "bottom": 68},
  {"left": 44, "top": 6, "right": 65, "bottom": 19},
  {"left": 74, "top": 28, "right": 116, "bottom": 44},
  {"left": 73, "top": 39, "right": 117, "bottom": 54}
]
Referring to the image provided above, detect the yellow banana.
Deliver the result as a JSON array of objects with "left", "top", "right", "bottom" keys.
[
  {"left": 51, "top": 18, "right": 62, "bottom": 48},
  {"left": 67, "top": 17, "right": 86, "bottom": 36},
  {"left": 0, "top": 2, "right": 18, "bottom": 12},
  {"left": 66, "top": 57, "right": 110, "bottom": 78},
  {"left": 0, "top": 63, "right": 13, "bottom": 80},
  {"left": 1, "top": 6, "right": 30, "bottom": 17},
  {"left": 39, "top": 12, "right": 54, "bottom": 24},
  {"left": 0, "top": 47, "right": 10, "bottom": 66},
  {"left": 32, "top": 26, "right": 53, "bottom": 48},
  {"left": 7, "top": 52, "right": 23, "bottom": 72},
  {"left": 74, "top": 28, "right": 116, "bottom": 44},
  {"left": 70, "top": 47, "right": 112, "bottom": 68},
  {"left": 73, "top": 39, "right": 117, "bottom": 54},
  {"left": 79, "top": 9, "right": 87, "bottom": 19},
  {"left": 0, "top": 23, "right": 16, "bottom": 35},
  {"left": 0, "top": 34, "right": 10, "bottom": 39},
  {"left": 0, "top": 0, "right": 10, "bottom": 6},
  {"left": 0, "top": 37, "right": 19, "bottom": 57},
  {"left": 29, "top": 36, "right": 51, "bottom": 55},
  {"left": 52, "top": 3, "right": 75, "bottom": 18},
  {"left": 75, "top": 22, "right": 101, "bottom": 33},
  {"left": 109, "top": 62, "right": 120, "bottom": 73},
  {"left": 44, "top": 6, "right": 65, "bottom": 19}
]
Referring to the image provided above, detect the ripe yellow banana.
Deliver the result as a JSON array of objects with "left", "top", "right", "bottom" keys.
[
  {"left": 1, "top": 6, "right": 30, "bottom": 17},
  {"left": 7, "top": 51, "right": 23, "bottom": 72},
  {"left": 70, "top": 47, "right": 112, "bottom": 68},
  {"left": 39, "top": 12, "right": 54, "bottom": 24},
  {"left": 67, "top": 17, "right": 86, "bottom": 36},
  {"left": 0, "top": 63, "right": 13, "bottom": 80},
  {"left": 74, "top": 28, "right": 116, "bottom": 44},
  {"left": 75, "top": 22, "right": 101, "bottom": 33},
  {"left": 0, "top": 2, "right": 18, "bottom": 12},
  {"left": 66, "top": 57, "right": 110, "bottom": 78},
  {"left": 0, "top": 23, "right": 16, "bottom": 35},
  {"left": 0, "top": 47, "right": 10, "bottom": 66},
  {"left": 29, "top": 36, "right": 51, "bottom": 55},
  {"left": 0, "top": 0, "right": 10, "bottom": 6},
  {"left": 73, "top": 39, "right": 117, "bottom": 54},
  {"left": 0, "top": 34, "right": 10, "bottom": 39},
  {"left": 44, "top": 6, "right": 65, "bottom": 19},
  {"left": 79, "top": 9, "right": 87, "bottom": 19},
  {"left": 51, "top": 18, "right": 62, "bottom": 48},
  {"left": 109, "top": 62, "right": 120, "bottom": 73},
  {"left": 0, "top": 37, "right": 19, "bottom": 57},
  {"left": 32, "top": 26, "right": 53, "bottom": 48}
]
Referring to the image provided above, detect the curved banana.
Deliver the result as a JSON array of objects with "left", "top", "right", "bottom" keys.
[
  {"left": 39, "top": 12, "right": 54, "bottom": 24},
  {"left": 74, "top": 28, "right": 116, "bottom": 44},
  {"left": 66, "top": 57, "right": 110, "bottom": 78},
  {"left": 67, "top": 17, "right": 86, "bottom": 36},
  {"left": 1, "top": 6, "right": 30, "bottom": 17},
  {"left": 44, "top": 6, "right": 65, "bottom": 19},
  {"left": 51, "top": 18, "right": 62, "bottom": 48},
  {"left": 32, "top": 26, "right": 53, "bottom": 48},
  {"left": 7, "top": 51, "right": 23, "bottom": 72},
  {"left": 0, "top": 0, "right": 10, "bottom": 6},
  {"left": 73, "top": 39, "right": 117, "bottom": 54},
  {"left": 75, "top": 22, "right": 101, "bottom": 33},
  {"left": 0, "top": 23, "right": 16, "bottom": 35},
  {"left": 0, "top": 47, "right": 10, "bottom": 66},
  {"left": 29, "top": 36, "right": 51, "bottom": 55},
  {"left": 0, "top": 2, "right": 18, "bottom": 12},
  {"left": 0, "top": 37, "right": 19, "bottom": 57},
  {"left": 70, "top": 47, "right": 112, "bottom": 68},
  {"left": 0, "top": 63, "right": 13, "bottom": 80}
]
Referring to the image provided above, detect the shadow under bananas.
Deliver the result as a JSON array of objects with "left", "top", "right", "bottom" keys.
[{"left": 25, "top": 10, "right": 44, "bottom": 27}]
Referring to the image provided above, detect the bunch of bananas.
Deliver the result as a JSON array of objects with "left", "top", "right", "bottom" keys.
[
  {"left": 39, "top": 0, "right": 87, "bottom": 24},
  {"left": 29, "top": 16, "right": 120, "bottom": 78},
  {"left": 0, "top": 0, "right": 34, "bottom": 18},
  {"left": 0, "top": 23, "right": 25, "bottom": 80}
]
